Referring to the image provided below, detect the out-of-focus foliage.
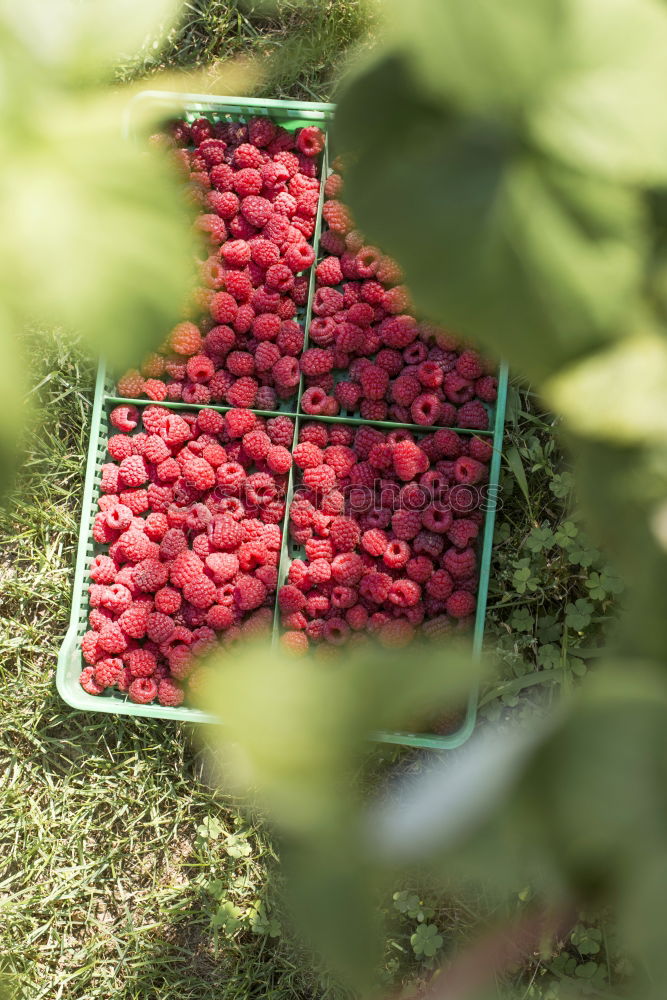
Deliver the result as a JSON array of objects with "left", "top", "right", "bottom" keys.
[
  {"left": 203, "top": 640, "right": 479, "bottom": 994},
  {"left": 201, "top": 1, "right": 667, "bottom": 998},
  {"left": 0, "top": 0, "right": 194, "bottom": 491}
]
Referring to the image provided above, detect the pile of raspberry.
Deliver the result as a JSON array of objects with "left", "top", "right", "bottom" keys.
[
  {"left": 116, "top": 115, "right": 326, "bottom": 409},
  {"left": 278, "top": 421, "right": 492, "bottom": 655},
  {"left": 79, "top": 403, "right": 295, "bottom": 705},
  {"left": 299, "top": 164, "right": 497, "bottom": 428}
]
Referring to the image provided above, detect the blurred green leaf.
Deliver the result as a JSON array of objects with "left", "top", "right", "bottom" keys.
[
  {"left": 334, "top": 53, "right": 645, "bottom": 381},
  {"left": 546, "top": 331, "right": 667, "bottom": 444},
  {"left": 529, "top": 0, "right": 667, "bottom": 184},
  {"left": 0, "top": 0, "right": 181, "bottom": 84},
  {"left": 385, "top": 0, "right": 565, "bottom": 113}
]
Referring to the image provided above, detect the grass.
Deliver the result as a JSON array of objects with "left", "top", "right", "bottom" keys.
[
  {"left": 0, "top": 332, "right": 325, "bottom": 998},
  {"left": 0, "top": 3, "right": 621, "bottom": 998},
  {"left": 0, "top": 7, "right": 376, "bottom": 994}
]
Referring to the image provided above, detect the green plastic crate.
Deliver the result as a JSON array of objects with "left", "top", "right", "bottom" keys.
[{"left": 56, "top": 92, "right": 509, "bottom": 749}]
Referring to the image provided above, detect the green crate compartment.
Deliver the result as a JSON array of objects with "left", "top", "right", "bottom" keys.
[{"left": 57, "top": 92, "right": 509, "bottom": 749}]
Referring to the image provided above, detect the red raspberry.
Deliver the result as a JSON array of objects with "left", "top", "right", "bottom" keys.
[
  {"left": 315, "top": 256, "right": 343, "bottom": 286},
  {"left": 446, "top": 590, "right": 476, "bottom": 618},
  {"left": 79, "top": 666, "right": 105, "bottom": 695},
  {"left": 125, "top": 648, "right": 157, "bottom": 678},
  {"left": 116, "top": 600, "right": 149, "bottom": 639},
  {"left": 89, "top": 554, "right": 117, "bottom": 584},
  {"left": 383, "top": 539, "right": 410, "bottom": 569},
  {"left": 391, "top": 510, "right": 421, "bottom": 541},
  {"left": 247, "top": 116, "right": 277, "bottom": 147},
  {"left": 457, "top": 401, "right": 489, "bottom": 430},
  {"left": 118, "top": 488, "right": 150, "bottom": 515},
  {"left": 300, "top": 348, "right": 333, "bottom": 377},
  {"left": 312, "top": 287, "right": 344, "bottom": 318},
  {"left": 359, "top": 400, "right": 387, "bottom": 421},
  {"left": 388, "top": 579, "right": 421, "bottom": 607},
  {"left": 242, "top": 429, "right": 271, "bottom": 460},
  {"left": 296, "top": 126, "right": 325, "bottom": 156},
  {"left": 276, "top": 320, "right": 303, "bottom": 356},
  {"left": 107, "top": 434, "right": 134, "bottom": 462},
  {"left": 378, "top": 620, "right": 415, "bottom": 648},
  {"left": 421, "top": 568, "right": 453, "bottom": 601},
  {"left": 328, "top": 516, "right": 359, "bottom": 552},
  {"left": 233, "top": 167, "right": 263, "bottom": 197},
  {"left": 194, "top": 213, "right": 227, "bottom": 246},
  {"left": 322, "top": 200, "right": 353, "bottom": 234},
  {"left": 128, "top": 677, "right": 158, "bottom": 704},
  {"left": 81, "top": 630, "right": 102, "bottom": 665},
  {"left": 475, "top": 376, "right": 497, "bottom": 403},
  {"left": 206, "top": 604, "right": 235, "bottom": 629},
  {"left": 278, "top": 585, "right": 306, "bottom": 614},
  {"left": 447, "top": 518, "right": 479, "bottom": 549},
  {"left": 223, "top": 408, "right": 256, "bottom": 439},
  {"left": 207, "top": 189, "right": 240, "bottom": 219},
  {"left": 468, "top": 436, "right": 494, "bottom": 462},
  {"left": 403, "top": 555, "right": 432, "bottom": 584},
  {"left": 361, "top": 529, "right": 388, "bottom": 557},
  {"left": 210, "top": 291, "right": 238, "bottom": 325},
  {"left": 241, "top": 195, "right": 272, "bottom": 227},
  {"left": 157, "top": 677, "right": 184, "bottom": 706},
  {"left": 252, "top": 312, "right": 281, "bottom": 341},
  {"left": 301, "top": 387, "right": 332, "bottom": 415},
  {"left": 248, "top": 238, "right": 278, "bottom": 269},
  {"left": 183, "top": 575, "right": 217, "bottom": 609},
  {"left": 205, "top": 552, "right": 239, "bottom": 584},
  {"left": 116, "top": 369, "right": 145, "bottom": 398},
  {"left": 443, "top": 372, "right": 474, "bottom": 405},
  {"left": 330, "top": 551, "right": 362, "bottom": 584},
  {"left": 234, "top": 574, "right": 267, "bottom": 611},
  {"left": 359, "top": 571, "right": 392, "bottom": 604},
  {"left": 101, "top": 583, "right": 133, "bottom": 613},
  {"left": 168, "top": 551, "right": 204, "bottom": 590},
  {"left": 256, "top": 386, "right": 278, "bottom": 409},
  {"left": 208, "top": 161, "right": 234, "bottom": 191},
  {"left": 430, "top": 428, "right": 461, "bottom": 459},
  {"left": 154, "top": 586, "right": 181, "bottom": 615},
  {"left": 182, "top": 383, "right": 211, "bottom": 405},
  {"left": 359, "top": 364, "right": 389, "bottom": 401},
  {"left": 304, "top": 537, "right": 334, "bottom": 562},
  {"left": 421, "top": 504, "right": 452, "bottom": 534},
  {"left": 393, "top": 440, "right": 428, "bottom": 481},
  {"left": 205, "top": 324, "right": 236, "bottom": 356},
  {"left": 443, "top": 547, "right": 477, "bottom": 579},
  {"left": 168, "top": 322, "right": 203, "bottom": 356},
  {"left": 410, "top": 394, "right": 441, "bottom": 426},
  {"left": 97, "top": 623, "right": 128, "bottom": 655},
  {"left": 280, "top": 631, "right": 309, "bottom": 655},
  {"left": 265, "top": 445, "right": 291, "bottom": 474},
  {"left": 283, "top": 242, "right": 315, "bottom": 273},
  {"left": 93, "top": 657, "right": 124, "bottom": 688},
  {"left": 455, "top": 350, "right": 484, "bottom": 381},
  {"left": 322, "top": 617, "right": 349, "bottom": 646},
  {"left": 225, "top": 377, "right": 257, "bottom": 407},
  {"left": 181, "top": 455, "right": 215, "bottom": 491},
  {"left": 118, "top": 455, "right": 147, "bottom": 488},
  {"left": 454, "top": 456, "right": 487, "bottom": 485},
  {"left": 133, "top": 558, "right": 168, "bottom": 593},
  {"left": 110, "top": 404, "right": 140, "bottom": 433},
  {"left": 308, "top": 317, "right": 336, "bottom": 348},
  {"left": 264, "top": 263, "right": 293, "bottom": 293},
  {"left": 209, "top": 513, "right": 243, "bottom": 550},
  {"left": 183, "top": 355, "right": 213, "bottom": 384},
  {"left": 293, "top": 441, "right": 323, "bottom": 468},
  {"left": 303, "top": 464, "right": 336, "bottom": 492},
  {"left": 232, "top": 142, "right": 262, "bottom": 169}
]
